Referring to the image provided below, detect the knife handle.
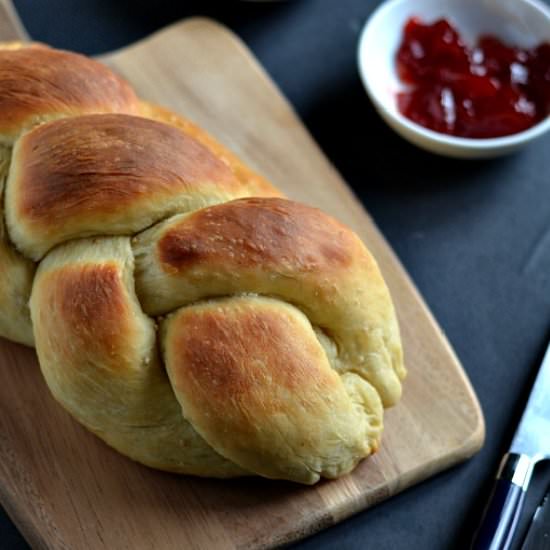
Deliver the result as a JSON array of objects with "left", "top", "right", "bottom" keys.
[{"left": 472, "top": 453, "right": 535, "bottom": 550}]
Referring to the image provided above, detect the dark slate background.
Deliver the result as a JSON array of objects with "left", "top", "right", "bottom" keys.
[{"left": 3, "top": 1, "right": 550, "bottom": 548}]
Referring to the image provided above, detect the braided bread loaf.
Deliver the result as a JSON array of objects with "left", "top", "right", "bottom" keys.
[{"left": 0, "top": 42, "right": 405, "bottom": 484}]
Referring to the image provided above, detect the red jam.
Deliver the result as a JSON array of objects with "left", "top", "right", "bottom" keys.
[{"left": 395, "top": 18, "right": 550, "bottom": 138}]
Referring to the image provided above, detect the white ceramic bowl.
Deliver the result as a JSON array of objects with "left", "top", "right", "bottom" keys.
[{"left": 357, "top": 0, "right": 550, "bottom": 158}]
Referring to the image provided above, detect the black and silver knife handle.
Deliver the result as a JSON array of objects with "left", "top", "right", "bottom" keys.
[{"left": 472, "top": 453, "right": 536, "bottom": 550}]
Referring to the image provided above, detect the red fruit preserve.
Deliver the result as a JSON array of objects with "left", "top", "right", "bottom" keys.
[{"left": 395, "top": 17, "right": 550, "bottom": 138}]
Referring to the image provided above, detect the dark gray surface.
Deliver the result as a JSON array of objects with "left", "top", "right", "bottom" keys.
[{"left": 3, "top": 1, "right": 550, "bottom": 549}]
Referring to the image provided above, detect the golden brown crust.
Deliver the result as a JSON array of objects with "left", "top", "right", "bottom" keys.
[
  {"left": 6, "top": 114, "right": 261, "bottom": 259},
  {"left": 133, "top": 197, "right": 405, "bottom": 407},
  {"left": 49, "top": 263, "right": 131, "bottom": 365},
  {"left": 30, "top": 239, "right": 154, "bottom": 387},
  {"left": 171, "top": 300, "right": 339, "bottom": 402},
  {"left": 140, "top": 102, "right": 283, "bottom": 199},
  {"left": 157, "top": 197, "right": 354, "bottom": 272},
  {"left": 30, "top": 237, "right": 246, "bottom": 476},
  {"left": 16, "top": 112, "right": 237, "bottom": 212},
  {"left": 0, "top": 44, "right": 139, "bottom": 143},
  {"left": 163, "top": 296, "right": 382, "bottom": 484}
]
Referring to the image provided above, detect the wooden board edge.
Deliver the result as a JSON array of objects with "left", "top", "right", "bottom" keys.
[
  {"left": 399, "top": 270, "right": 487, "bottom": 448},
  {"left": 1, "top": 504, "right": 47, "bottom": 550},
  {"left": 0, "top": 441, "right": 60, "bottom": 550},
  {"left": 0, "top": 488, "right": 43, "bottom": 550},
  {"left": 0, "top": 0, "right": 30, "bottom": 42},
  {"left": 97, "top": 17, "right": 229, "bottom": 63},
  {"left": 269, "top": 430, "right": 485, "bottom": 548}
]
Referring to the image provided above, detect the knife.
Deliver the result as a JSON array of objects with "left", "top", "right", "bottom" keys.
[
  {"left": 521, "top": 486, "right": 550, "bottom": 550},
  {"left": 472, "top": 340, "right": 550, "bottom": 550}
]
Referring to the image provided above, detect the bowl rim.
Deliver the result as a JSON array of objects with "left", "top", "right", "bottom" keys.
[{"left": 357, "top": 0, "right": 550, "bottom": 151}]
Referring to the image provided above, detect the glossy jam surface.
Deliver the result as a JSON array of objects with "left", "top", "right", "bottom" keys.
[{"left": 396, "top": 18, "right": 550, "bottom": 138}]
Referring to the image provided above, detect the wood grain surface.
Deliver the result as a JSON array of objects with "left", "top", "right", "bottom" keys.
[
  {"left": 0, "top": 0, "right": 28, "bottom": 42},
  {"left": 0, "top": 14, "right": 485, "bottom": 550}
]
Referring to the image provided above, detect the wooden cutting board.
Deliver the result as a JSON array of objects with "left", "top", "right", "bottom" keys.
[{"left": 0, "top": 11, "right": 485, "bottom": 550}]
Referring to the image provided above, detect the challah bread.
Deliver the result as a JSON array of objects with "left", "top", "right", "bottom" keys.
[
  {"left": 0, "top": 41, "right": 139, "bottom": 347},
  {"left": 0, "top": 42, "right": 280, "bottom": 346},
  {"left": 162, "top": 296, "right": 383, "bottom": 483},
  {"left": 1, "top": 42, "right": 405, "bottom": 483},
  {"left": 0, "top": 42, "right": 139, "bottom": 143},
  {"left": 7, "top": 114, "right": 259, "bottom": 260},
  {"left": 0, "top": 146, "right": 34, "bottom": 345},
  {"left": 30, "top": 237, "right": 246, "bottom": 477},
  {"left": 133, "top": 198, "right": 404, "bottom": 407}
]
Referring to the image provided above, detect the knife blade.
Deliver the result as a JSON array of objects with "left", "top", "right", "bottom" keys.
[
  {"left": 521, "top": 486, "right": 550, "bottom": 550},
  {"left": 472, "top": 340, "right": 550, "bottom": 550}
]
